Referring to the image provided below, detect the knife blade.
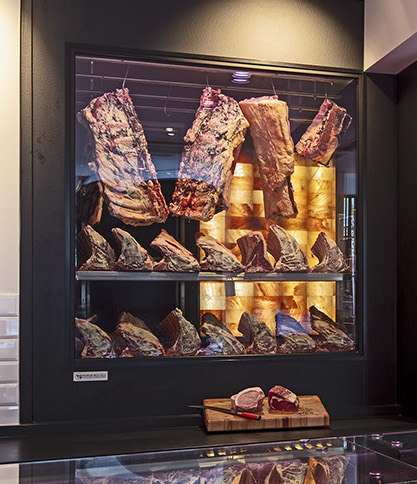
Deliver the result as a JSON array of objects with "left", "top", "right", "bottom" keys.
[{"left": 189, "top": 404, "right": 262, "bottom": 420}]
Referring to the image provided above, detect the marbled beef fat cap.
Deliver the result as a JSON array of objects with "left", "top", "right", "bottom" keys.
[{"left": 77, "top": 88, "right": 169, "bottom": 226}]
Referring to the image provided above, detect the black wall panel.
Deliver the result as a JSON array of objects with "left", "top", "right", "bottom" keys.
[
  {"left": 21, "top": 0, "right": 399, "bottom": 426},
  {"left": 397, "top": 61, "right": 417, "bottom": 419}
]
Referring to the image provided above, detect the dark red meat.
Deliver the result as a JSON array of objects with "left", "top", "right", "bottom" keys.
[
  {"left": 237, "top": 232, "right": 274, "bottom": 272},
  {"left": 77, "top": 88, "right": 169, "bottom": 226},
  {"left": 268, "top": 385, "right": 299, "bottom": 412},
  {"left": 151, "top": 230, "right": 199, "bottom": 272},
  {"left": 157, "top": 308, "right": 201, "bottom": 356},
  {"left": 170, "top": 87, "right": 249, "bottom": 222},
  {"left": 77, "top": 225, "right": 116, "bottom": 271},
  {"left": 295, "top": 99, "right": 352, "bottom": 165}
]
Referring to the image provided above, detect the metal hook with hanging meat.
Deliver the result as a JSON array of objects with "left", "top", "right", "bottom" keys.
[{"left": 122, "top": 64, "right": 130, "bottom": 90}]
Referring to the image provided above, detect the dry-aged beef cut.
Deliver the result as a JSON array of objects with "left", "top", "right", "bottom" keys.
[
  {"left": 114, "top": 312, "right": 164, "bottom": 357},
  {"left": 276, "top": 312, "right": 309, "bottom": 335},
  {"left": 75, "top": 316, "right": 115, "bottom": 358},
  {"left": 295, "top": 99, "right": 352, "bottom": 165},
  {"left": 151, "top": 229, "right": 199, "bottom": 272},
  {"left": 231, "top": 387, "right": 265, "bottom": 412},
  {"left": 311, "top": 232, "right": 348, "bottom": 273},
  {"left": 112, "top": 228, "right": 154, "bottom": 271},
  {"left": 76, "top": 177, "right": 104, "bottom": 227},
  {"left": 157, "top": 308, "right": 201, "bottom": 356},
  {"left": 170, "top": 87, "right": 249, "bottom": 222},
  {"left": 314, "top": 456, "right": 348, "bottom": 484},
  {"left": 278, "top": 333, "right": 317, "bottom": 354},
  {"left": 195, "top": 232, "right": 244, "bottom": 272},
  {"left": 238, "top": 312, "right": 276, "bottom": 354},
  {"left": 268, "top": 385, "right": 300, "bottom": 412},
  {"left": 276, "top": 460, "right": 308, "bottom": 484},
  {"left": 77, "top": 88, "right": 169, "bottom": 226},
  {"left": 77, "top": 225, "right": 116, "bottom": 271},
  {"left": 239, "top": 96, "right": 298, "bottom": 220},
  {"left": 151, "top": 469, "right": 200, "bottom": 484},
  {"left": 267, "top": 225, "right": 309, "bottom": 272},
  {"left": 237, "top": 232, "right": 274, "bottom": 272},
  {"left": 310, "top": 306, "right": 355, "bottom": 352},
  {"left": 200, "top": 312, "right": 245, "bottom": 355}
]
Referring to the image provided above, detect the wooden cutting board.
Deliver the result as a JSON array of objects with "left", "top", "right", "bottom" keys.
[{"left": 202, "top": 395, "right": 329, "bottom": 432}]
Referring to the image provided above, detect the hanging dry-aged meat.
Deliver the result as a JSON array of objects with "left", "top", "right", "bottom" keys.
[
  {"left": 111, "top": 228, "right": 154, "bottom": 271},
  {"left": 76, "top": 178, "right": 104, "bottom": 227},
  {"left": 311, "top": 232, "right": 348, "bottom": 273},
  {"left": 157, "top": 308, "right": 201, "bottom": 356},
  {"left": 310, "top": 306, "right": 355, "bottom": 352},
  {"left": 278, "top": 333, "right": 317, "bottom": 354},
  {"left": 77, "top": 225, "right": 116, "bottom": 271},
  {"left": 170, "top": 87, "right": 249, "bottom": 222},
  {"left": 268, "top": 385, "right": 300, "bottom": 412},
  {"left": 199, "top": 312, "right": 245, "bottom": 355},
  {"left": 237, "top": 232, "right": 274, "bottom": 272},
  {"left": 231, "top": 387, "right": 265, "bottom": 412},
  {"left": 77, "top": 88, "right": 169, "bottom": 226},
  {"left": 239, "top": 96, "right": 298, "bottom": 220},
  {"left": 238, "top": 312, "right": 276, "bottom": 354},
  {"left": 295, "top": 98, "right": 352, "bottom": 165},
  {"left": 150, "top": 229, "right": 199, "bottom": 272},
  {"left": 267, "top": 225, "right": 309, "bottom": 272},
  {"left": 114, "top": 312, "right": 164, "bottom": 357},
  {"left": 75, "top": 316, "right": 115, "bottom": 358},
  {"left": 195, "top": 232, "right": 244, "bottom": 272}
]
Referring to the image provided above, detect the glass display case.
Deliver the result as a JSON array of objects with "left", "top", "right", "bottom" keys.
[
  {"left": 73, "top": 54, "right": 359, "bottom": 359},
  {"left": 9, "top": 433, "right": 417, "bottom": 483}
]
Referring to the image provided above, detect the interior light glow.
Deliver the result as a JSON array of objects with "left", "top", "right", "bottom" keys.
[
  {"left": 167, "top": 132, "right": 175, "bottom": 136},
  {"left": 231, "top": 71, "right": 252, "bottom": 85},
  {"left": 165, "top": 127, "right": 174, "bottom": 132}
]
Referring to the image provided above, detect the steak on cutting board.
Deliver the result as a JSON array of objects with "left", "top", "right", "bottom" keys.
[
  {"left": 77, "top": 88, "right": 169, "bottom": 226},
  {"left": 295, "top": 98, "right": 352, "bottom": 165},
  {"left": 170, "top": 87, "right": 249, "bottom": 222},
  {"left": 239, "top": 95, "right": 298, "bottom": 220}
]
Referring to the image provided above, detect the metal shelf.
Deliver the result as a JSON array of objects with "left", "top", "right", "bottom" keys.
[{"left": 76, "top": 271, "right": 349, "bottom": 282}]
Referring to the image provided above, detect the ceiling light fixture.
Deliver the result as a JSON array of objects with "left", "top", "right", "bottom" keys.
[{"left": 231, "top": 71, "right": 251, "bottom": 84}]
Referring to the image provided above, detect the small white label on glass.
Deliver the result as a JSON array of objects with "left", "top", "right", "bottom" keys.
[{"left": 73, "top": 371, "right": 108, "bottom": 382}]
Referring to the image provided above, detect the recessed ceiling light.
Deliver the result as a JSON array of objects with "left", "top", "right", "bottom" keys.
[
  {"left": 166, "top": 127, "right": 174, "bottom": 132},
  {"left": 231, "top": 71, "right": 251, "bottom": 84}
]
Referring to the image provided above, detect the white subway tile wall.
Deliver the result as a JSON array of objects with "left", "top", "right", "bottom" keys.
[{"left": 0, "top": 295, "right": 18, "bottom": 425}]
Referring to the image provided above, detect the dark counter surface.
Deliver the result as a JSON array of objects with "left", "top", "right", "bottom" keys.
[{"left": 1, "top": 415, "right": 417, "bottom": 465}]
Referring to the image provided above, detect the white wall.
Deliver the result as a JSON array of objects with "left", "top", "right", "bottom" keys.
[
  {"left": 365, "top": 0, "right": 417, "bottom": 73},
  {"left": 0, "top": 0, "right": 20, "bottom": 425}
]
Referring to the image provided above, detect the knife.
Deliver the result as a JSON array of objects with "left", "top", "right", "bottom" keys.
[{"left": 189, "top": 404, "right": 262, "bottom": 420}]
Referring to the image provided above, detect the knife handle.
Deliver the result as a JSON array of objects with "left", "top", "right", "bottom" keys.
[{"left": 240, "top": 412, "right": 262, "bottom": 420}]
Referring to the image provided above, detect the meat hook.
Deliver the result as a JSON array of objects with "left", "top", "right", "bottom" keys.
[
  {"left": 164, "top": 84, "right": 173, "bottom": 117},
  {"left": 122, "top": 65, "right": 130, "bottom": 90}
]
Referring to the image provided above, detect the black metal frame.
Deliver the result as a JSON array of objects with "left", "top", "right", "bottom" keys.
[
  {"left": 69, "top": 44, "right": 364, "bottom": 366},
  {"left": 20, "top": 19, "right": 399, "bottom": 425}
]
